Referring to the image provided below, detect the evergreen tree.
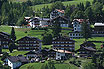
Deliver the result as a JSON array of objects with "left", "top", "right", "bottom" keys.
[
  {"left": 81, "top": 20, "right": 91, "bottom": 41},
  {"left": 52, "top": 19, "right": 62, "bottom": 37},
  {"left": 84, "top": 7, "right": 93, "bottom": 23},
  {"left": 9, "top": 43, "right": 14, "bottom": 53},
  {"left": 10, "top": 27, "right": 16, "bottom": 41},
  {"left": 85, "top": 1, "right": 91, "bottom": 9},
  {"left": 42, "top": 29, "right": 53, "bottom": 45}
]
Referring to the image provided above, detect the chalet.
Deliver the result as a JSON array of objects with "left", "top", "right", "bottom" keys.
[
  {"left": 92, "top": 23, "right": 104, "bottom": 37},
  {"left": 54, "top": 49, "right": 73, "bottom": 60},
  {"left": 69, "top": 19, "right": 89, "bottom": 39},
  {"left": 40, "top": 49, "right": 56, "bottom": 59},
  {"left": 50, "top": 9, "right": 64, "bottom": 19},
  {"left": 52, "top": 36, "right": 75, "bottom": 52},
  {"left": 24, "top": 51, "right": 41, "bottom": 59},
  {"left": 29, "top": 17, "right": 40, "bottom": 28},
  {"left": 39, "top": 18, "right": 50, "bottom": 27},
  {"left": 17, "top": 36, "right": 42, "bottom": 52},
  {"left": 24, "top": 17, "right": 31, "bottom": 22},
  {"left": 0, "top": 32, "right": 12, "bottom": 49},
  {"left": 48, "top": 16, "right": 70, "bottom": 27},
  {"left": 77, "top": 41, "right": 96, "bottom": 57},
  {"left": 28, "top": 17, "right": 50, "bottom": 28},
  {"left": 6, "top": 55, "right": 28, "bottom": 69}
]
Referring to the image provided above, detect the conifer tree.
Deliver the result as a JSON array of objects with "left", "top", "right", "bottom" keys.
[
  {"left": 10, "top": 27, "right": 16, "bottom": 42},
  {"left": 81, "top": 20, "right": 91, "bottom": 41}
]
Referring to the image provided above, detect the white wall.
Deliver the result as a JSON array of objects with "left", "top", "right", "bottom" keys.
[
  {"left": 56, "top": 52, "right": 65, "bottom": 60},
  {"left": 8, "top": 59, "right": 22, "bottom": 69}
]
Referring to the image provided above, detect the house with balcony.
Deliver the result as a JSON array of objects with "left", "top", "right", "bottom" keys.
[
  {"left": 52, "top": 36, "right": 75, "bottom": 52},
  {"left": 17, "top": 36, "right": 42, "bottom": 52},
  {"left": 48, "top": 16, "right": 70, "bottom": 27},
  {"left": 77, "top": 41, "right": 96, "bottom": 57},
  {"left": 92, "top": 23, "right": 104, "bottom": 37},
  {"left": 69, "top": 19, "right": 89, "bottom": 39},
  {"left": 50, "top": 9, "right": 64, "bottom": 19},
  {"left": 0, "top": 32, "right": 12, "bottom": 49}
]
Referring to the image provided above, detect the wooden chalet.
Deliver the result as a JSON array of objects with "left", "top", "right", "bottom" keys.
[
  {"left": 48, "top": 16, "right": 70, "bottom": 27},
  {"left": 77, "top": 41, "right": 96, "bottom": 57},
  {"left": 0, "top": 32, "right": 12, "bottom": 49},
  {"left": 52, "top": 36, "right": 75, "bottom": 52},
  {"left": 40, "top": 48, "right": 56, "bottom": 59},
  {"left": 17, "top": 36, "right": 42, "bottom": 52}
]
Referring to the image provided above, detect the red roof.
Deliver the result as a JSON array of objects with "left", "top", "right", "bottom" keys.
[{"left": 56, "top": 9, "right": 65, "bottom": 13}]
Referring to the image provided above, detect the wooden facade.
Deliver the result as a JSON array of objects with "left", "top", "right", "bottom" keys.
[
  {"left": 17, "top": 36, "right": 42, "bottom": 52},
  {"left": 0, "top": 32, "right": 12, "bottom": 49},
  {"left": 52, "top": 36, "right": 75, "bottom": 52},
  {"left": 77, "top": 41, "right": 96, "bottom": 57}
]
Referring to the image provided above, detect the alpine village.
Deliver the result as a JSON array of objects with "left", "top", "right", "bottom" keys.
[{"left": 0, "top": 0, "right": 104, "bottom": 69}]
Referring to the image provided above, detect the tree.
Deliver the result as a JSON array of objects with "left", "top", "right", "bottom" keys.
[
  {"left": 50, "top": 1, "right": 65, "bottom": 11},
  {"left": 42, "top": 29, "right": 53, "bottom": 45},
  {"left": 84, "top": 7, "right": 94, "bottom": 23},
  {"left": 52, "top": 19, "right": 62, "bottom": 37},
  {"left": 9, "top": 43, "right": 14, "bottom": 53},
  {"left": 83, "top": 62, "right": 96, "bottom": 69},
  {"left": 1, "top": 52, "right": 9, "bottom": 61},
  {"left": 85, "top": 1, "right": 91, "bottom": 9},
  {"left": 10, "top": 27, "right": 16, "bottom": 42},
  {"left": 81, "top": 20, "right": 91, "bottom": 41}
]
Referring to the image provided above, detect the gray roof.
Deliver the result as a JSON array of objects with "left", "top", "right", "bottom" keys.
[{"left": 7, "top": 55, "right": 28, "bottom": 63}]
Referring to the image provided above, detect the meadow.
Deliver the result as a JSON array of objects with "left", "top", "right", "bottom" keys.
[{"left": 32, "top": 0, "right": 93, "bottom": 11}]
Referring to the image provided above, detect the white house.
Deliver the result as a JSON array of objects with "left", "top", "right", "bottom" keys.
[
  {"left": 7, "top": 55, "right": 28, "bottom": 69},
  {"left": 28, "top": 17, "right": 50, "bottom": 28},
  {"left": 54, "top": 50, "right": 73, "bottom": 60},
  {"left": 69, "top": 19, "right": 89, "bottom": 39},
  {"left": 50, "top": 9, "right": 64, "bottom": 19}
]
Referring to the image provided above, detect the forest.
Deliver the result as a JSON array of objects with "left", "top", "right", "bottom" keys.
[{"left": 0, "top": 0, "right": 104, "bottom": 26}]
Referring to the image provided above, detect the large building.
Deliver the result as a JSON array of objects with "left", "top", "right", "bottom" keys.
[
  {"left": 17, "top": 36, "right": 42, "bottom": 52},
  {"left": 0, "top": 32, "right": 12, "bottom": 49},
  {"left": 27, "top": 17, "right": 50, "bottom": 28},
  {"left": 92, "top": 23, "right": 104, "bottom": 37},
  {"left": 77, "top": 41, "right": 96, "bottom": 57},
  {"left": 50, "top": 9, "right": 64, "bottom": 19},
  {"left": 69, "top": 19, "right": 89, "bottom": 39},
  {"left": 48, "top": 16, "right": 70, "bottom": 27},
  {"left": 52, "top": 36, "right": 75, "bottom": 51}
]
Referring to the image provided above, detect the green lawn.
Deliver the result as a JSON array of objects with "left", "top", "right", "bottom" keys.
[
  {"left": 0, "top": 26, "right": 103, "bottom": 50},
  {"left": 32, "top": 0, "right": 93, "bottom": 10},
  {"left": 74, "top": 37, "right": 104, "bottom": 50},
  {"left": 20, "top": 61, "right": 78, "bottom": 69},
  {"left": 9, "top": 51, "right": 29, "bottom": 56}
]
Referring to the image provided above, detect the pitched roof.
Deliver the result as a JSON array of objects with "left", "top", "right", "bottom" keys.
[
  {"left": 7, "top": 55, "right": 28, "bottom": 63},
  {"left": 48, "top": 16, "right": 68, "bottom": 22},
  {"left": 94, "top": 23, "right": 104, "bottom": 26},
  {"left": 0, "top": 32, "right": 10, "bottom": 37},
  {"left": 80, "top": 41, "right": 96, "bottom": 47},
  {"left": 56, "top": 9, "right": 65, "bottom": 13},
  {"left": 73, "top": 19, "right": 89, "bottom": 24},
  {"left": 54, "top": 49, "right": 72, "bottom": 53},
  {"left": 17, "top": 36, "right": 42, "bottom": 42}
]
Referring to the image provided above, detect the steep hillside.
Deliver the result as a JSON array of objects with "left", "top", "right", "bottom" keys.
[{"left": 32, "top": 0, "right": 93, "bottom": 10}]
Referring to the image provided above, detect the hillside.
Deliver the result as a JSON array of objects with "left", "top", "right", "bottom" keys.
[{"left": 32, "top": 0, "right": 93, "bottom": 10}]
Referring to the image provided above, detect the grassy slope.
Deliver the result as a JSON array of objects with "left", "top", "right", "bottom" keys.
[
  {"left": 20, "top": 62, "right": 78, "bottom": 69},
  {"left": 32, "top": 0, "right": 93, "bottom": 10},
  {"left": 0, "top": 26, "right": 103, "bottom": 50}
]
